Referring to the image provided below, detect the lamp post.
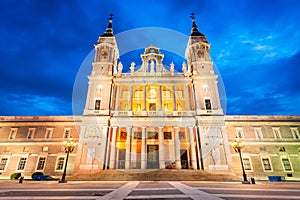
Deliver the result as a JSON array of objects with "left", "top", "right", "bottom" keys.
[
  {"left": 59, "top": 138, "right": 76, "bottom": 183},
  {"left": 232, "top": 137, "right": 250, "bottom": 184}
]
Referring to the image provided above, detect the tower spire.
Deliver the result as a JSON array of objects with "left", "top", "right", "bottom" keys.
[
  {"left": 101, "top": 13, "right": 114, "bottom": 37},
  {"left": 189, "top": 12, "right": 208, "bottom": 43}
]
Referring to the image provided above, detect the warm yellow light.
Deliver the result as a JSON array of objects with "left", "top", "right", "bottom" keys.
[
  {"left": 116, "top": 142, "right": 126, "bottom": 149},
  {"left": 232, "top": 138, "right": 245, "bottom": 151}
]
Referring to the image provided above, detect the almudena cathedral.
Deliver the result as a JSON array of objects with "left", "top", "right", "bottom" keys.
[{"left": 0, "top": 16, "right": 299, "bottom": 181}]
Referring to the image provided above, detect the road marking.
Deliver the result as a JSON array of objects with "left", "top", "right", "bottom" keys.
[
  {"left": 0, "top": 196, "right": 98, "bottom": 200},
  {"left": 215, "top": 194, "right": 300, "bottom": 199},
  {"left": 0, "top": 189, "right": 114, "bottom": 192},
  {"left": 197, "top": 187, "right": 300, "bottom": 192},
  {"left": 125, "top": 194, "right": 188, "bottom": 199},
  {"left": 96, "top": 181, "right": 139, "bottom": 200},
  {"left": 133, "top": 188, "right": 177, "bottom": 191},
  {"left": 169, "top": 182, "right": 223, "bottom": 200}
]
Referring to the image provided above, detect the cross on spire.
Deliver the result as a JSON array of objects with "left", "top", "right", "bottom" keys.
[
  {"left": 108, "top": 13, "right": 114, "bottom": 20},
  {"left": 190, "top": 12, "right": 195, "bottom": 19}
]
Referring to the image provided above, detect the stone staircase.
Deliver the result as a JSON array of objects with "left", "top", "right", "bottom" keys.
[{"left": 69, "top": 169, "right": 238, "bottom": 181}]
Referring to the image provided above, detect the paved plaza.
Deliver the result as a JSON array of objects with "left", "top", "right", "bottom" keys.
[{"left": 0, "top": 180, "right": 299, "bottom": 200}]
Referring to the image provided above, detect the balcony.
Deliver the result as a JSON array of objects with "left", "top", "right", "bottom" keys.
[{"left": 112, "top": 110, "right": 195, "bottom": 117}]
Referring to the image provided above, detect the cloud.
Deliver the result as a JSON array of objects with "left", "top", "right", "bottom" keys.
[
  {"left": 0, "top": 92, "right": 71, "bottom": 116},
  {"left": 223, "top": 51, "right": 300, "bottom": 115}
]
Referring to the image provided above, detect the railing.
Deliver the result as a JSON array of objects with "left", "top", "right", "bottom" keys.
[{"left": 112, "top": 110, "right": 196, "bottom": 116}]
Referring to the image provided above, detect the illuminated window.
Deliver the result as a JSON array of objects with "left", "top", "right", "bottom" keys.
[
  {"left": 45, "top": 128, "right": 53, "bottom": 139},
  {"left": 149, "top": 88, "right": 157, "bottom": 98},
  {"left": 134, "top": 90, "right": 143, "bottom": 98},
  {"left": 254, "top": 128, "right": 263, "bottom": 139},
  {"left": 9, "top": 128, "right": 18, "bottom": 139},
  {"left": 63, "top": 128, "right": 71, "bottom": 139},
  {"left": 204, "top": 99, "right": 211, "bottom": 110},
  {"left": 281, "top": 157, "right": 292, "bottom": 171},
  {"left": 273, "top": 128, "right": 281, "bottom": 139},
  {"left": 95, "top": 100, "right": 101, "bottom": 110},
  {"left": 122, "top": 90, "right": 129, "bottom": 98},
  {"left": 163, "top": 103, "right": 169, "bottom": 111},
  {"left": 176, "top": 103, "right": 182, "bottom": 111},
  {"left": 291, "top": 128, "right": 300, "bottom": 139},
  {"left": 175, "top": 91, "right": 183, "bottom": 98},
  {"left": 27, "top": 128, "right": 35, "bottom": 139},
  {"left": 17, "top": 157, "right": 27, "bottom": 171},
  {"left": 36, "top": 157, "right": 46, "bottom": 171},
  {"left": 0, "top": 158, "right": 8, "bottom": 171},
  {"left": 242, "top": 157, "right": 252, "bottom": 170},
  {"left": 261, "top": 157, "right": 272, "bottom": 171},
  {"left": 137, "top": 104, "right": 141, "bottom": 111},
  {"left": 162, "top": 90, "right": 171, "bottom": 98}
]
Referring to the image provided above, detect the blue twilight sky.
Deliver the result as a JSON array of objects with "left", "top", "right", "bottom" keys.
[{"left": 0, "top": 0, "right": 300, "bottom": 116}]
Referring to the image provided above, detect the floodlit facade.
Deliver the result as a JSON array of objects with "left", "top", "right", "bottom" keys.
[
  {"left": 77, "top": 16, "right": 230, "bottom": 172},
  {"left": 0, "top": 16, "right": 299, "bottom": 180}
]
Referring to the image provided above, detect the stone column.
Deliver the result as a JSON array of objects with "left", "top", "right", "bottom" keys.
[
  {"left": 141, "top": 127, "right": 146, "bottom": 169},
  {"left": 143, "top": 85, "right": 147, "bottom": 111},
  {"left": 189, "top": 127, "right": 197, "bottom": 169},
  {"left": 191, "top": 82, "right": 198, "bottom": 111},
  {"left": 172, "top": 85, "right": 176, "bottom": 111},
  {"left": 109, "top": 126, "right": 117, "bottom": 169},
  {"left": 158, "top": 127, "right": 165, "bottom": 169},
  {"left": 100, "top": 126, "right": 108, "bottom": 169},
  {"left": 129, "top": 85, "right": 133, "bottom": 111},
  {"left": 185, "top": 84, "right": 191, "bottom": 111},
  {"left": 74, "top": 125, "right": 85, "bottom": 171},
  {"left": 159, "top": 85, "right": 163, "bottom": 111},
  {"left": 197, "top": 126, "right": 205, "bottom": 170},
  {"left": 125, "top": 127, "right": 132, "bottom": 169},
  {"left": 104, "top": 127, "right": 112, "bottom": 169},
  {"left": 190, "top": 83, "right": 196, "bottom": 110},
  {"left": 115, "top": 85, "right": 120, "bottom": 111},
  {"left": 174, "top": 127, "right": 181, "bottom": 169}
]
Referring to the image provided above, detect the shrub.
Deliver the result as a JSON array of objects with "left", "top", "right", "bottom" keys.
[
  {"left": 10, "top": 172, "right": 21, "bottom": 180},
  {"left": 31, "top": 172, "right": 44, "bottom": 179}
]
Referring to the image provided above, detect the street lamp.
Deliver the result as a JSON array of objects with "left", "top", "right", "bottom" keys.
[
  {"left": 59, "top": 138, "right": 76, "bottom": 183},
  {"left": 232, "top": 137, "right": 250, "bottom": 184}
]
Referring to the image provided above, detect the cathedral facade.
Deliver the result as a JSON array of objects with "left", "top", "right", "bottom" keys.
[{"left": 0, "top": 17, "right": 299, "bottom": 181}]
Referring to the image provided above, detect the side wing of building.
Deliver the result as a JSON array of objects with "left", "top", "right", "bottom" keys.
[
  {"left": 0, "top": 116, "right": 80, "bottom": 179},
  {"left": 226, "top": 115, "right": 300, "bottom": 180}
]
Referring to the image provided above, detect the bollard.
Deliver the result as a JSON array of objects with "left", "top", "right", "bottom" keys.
[{"left": 19, "top": 176, "right": 24, "bottom": 184}]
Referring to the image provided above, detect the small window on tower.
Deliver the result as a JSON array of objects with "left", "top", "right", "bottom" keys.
[
  {"left": 100, "top": 48, "right": 108, "bottom": 60},
  {"left": 197, "top": 46, "right": 205, "bottom": 58},
  {"left": 95, "top": 100, "right": 101, "bottom": 110},
  {"left": 204, "top": 99, "right": 212, "bottom": 110}
]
